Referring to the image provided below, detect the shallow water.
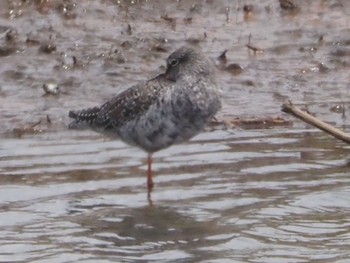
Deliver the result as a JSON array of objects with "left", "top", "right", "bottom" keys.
[
  {"left": 1, "top": 0, "right": 350, "bottom": 262},
  {"left": 2, "top": 128, "right": 350, "bottom": 262}
]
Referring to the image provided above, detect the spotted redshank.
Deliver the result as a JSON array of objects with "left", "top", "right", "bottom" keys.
[{"left": 68, "top": 46, "right": 221, "bottom": 191}]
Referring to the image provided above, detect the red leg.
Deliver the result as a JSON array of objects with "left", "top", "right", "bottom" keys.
[{"left": 147, "top": 153, "right": 154, "bottom": 190}]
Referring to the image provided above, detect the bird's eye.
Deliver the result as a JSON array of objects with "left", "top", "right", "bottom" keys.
[{"left": 169, "top": 58, "right": 179, "bottom": 67}]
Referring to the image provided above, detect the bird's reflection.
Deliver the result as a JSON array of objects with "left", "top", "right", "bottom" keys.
[{"left": 147, "top": 188, "right": 154, "bottom": 208}]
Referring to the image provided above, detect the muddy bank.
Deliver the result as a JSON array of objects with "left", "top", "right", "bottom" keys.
[{"left": 1, "top": 0, "right": 350, "bottom": 137}]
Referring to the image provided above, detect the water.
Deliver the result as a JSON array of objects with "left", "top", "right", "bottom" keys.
[
  {"left": 1, "top": 0, "right": 350, "bottom": 262},
  {"left": 2, "top": 128, "right": 350, "bottom": 262}
]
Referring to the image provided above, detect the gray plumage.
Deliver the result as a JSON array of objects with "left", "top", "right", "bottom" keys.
[{"left": 69, "top": 46, "right": 221, "bottom": 153}]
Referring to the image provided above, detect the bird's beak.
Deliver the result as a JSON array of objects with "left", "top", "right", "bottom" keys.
[{"left": 165, "top": 68, "right": 178, "bottom": 82}]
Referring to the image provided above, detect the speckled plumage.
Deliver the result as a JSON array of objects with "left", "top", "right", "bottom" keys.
[
  {"left": 69, "top": 46, "right": 221, "bottom": 152},
  {"left": 69, "top": 46, "right": 221, "bottom": 189}
]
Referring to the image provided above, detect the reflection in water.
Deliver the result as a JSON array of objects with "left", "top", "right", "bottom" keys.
[{"left": 1, "top": 127, "right": 350, "bottom": 262}]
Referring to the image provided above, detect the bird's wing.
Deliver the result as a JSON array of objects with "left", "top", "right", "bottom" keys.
[{"left": 96, "top": 77, "right": 165, "bottom": 128}]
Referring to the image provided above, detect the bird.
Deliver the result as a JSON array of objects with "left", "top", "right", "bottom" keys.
[{"left": 68, "top": 46, "right": 222, "bottom": 192}]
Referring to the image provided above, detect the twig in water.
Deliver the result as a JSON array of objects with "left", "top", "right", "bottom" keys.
[{"left": 281, "top": 101, "right": 350, "bottom": 144}]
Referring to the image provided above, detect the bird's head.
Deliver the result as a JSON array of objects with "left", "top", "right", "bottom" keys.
[{"left": 164, "top": 46, "right": 215, "bottom": 82}]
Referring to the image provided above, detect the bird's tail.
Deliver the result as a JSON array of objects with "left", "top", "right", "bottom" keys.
[{"left": 68, "top": 107, "right": 100, "bottom": 129}]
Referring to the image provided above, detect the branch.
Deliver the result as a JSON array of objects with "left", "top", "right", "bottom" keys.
[{"left": 281, "top": 101, "right": 350, "bottom": 144}]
